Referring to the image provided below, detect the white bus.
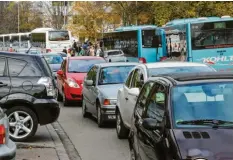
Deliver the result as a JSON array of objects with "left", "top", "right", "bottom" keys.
[
  {"left": 0, "top": 32, "right": 31, "bottom": 52},
  {"left": 30, "top": 28, "right": 72, "bottom": 53}
]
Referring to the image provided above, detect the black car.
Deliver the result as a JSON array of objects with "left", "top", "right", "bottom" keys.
[
  {"left": 129, "top": 72, "right": 233, "bottom": 160},
  {"left": 0, "top": 52, "right": 60, "bottom": 142}
]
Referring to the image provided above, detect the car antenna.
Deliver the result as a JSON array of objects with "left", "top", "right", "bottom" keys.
[{"left": 26, "top": 45, "right": 33, "bottom": 54}]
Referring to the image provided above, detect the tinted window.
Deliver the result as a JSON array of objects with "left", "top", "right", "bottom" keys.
[
  {"left": 149, "top": 66, "right": 215, "bottom": 76},
  {"left": 142, "top": 29, "right": 156, "bottom": 48},
  {"left": 145, "top": 83, "right": 166, "bottom": 122},
  {"left": 135, "top": 81, "right": 154, "bottom": 116},
  {"left": 125, "top": 70, "right": 134, "bottom": 88},
  {"left": 98, "top": 66, "right": 135, "bottom": 85},
  {"left": 8, "top": 58, "right": 27, "bottom": 76},
  {"left": 68, "top": 59, "right": 105, "bottom": 73},
  {"left": 86, "top": 66, "right": 97, "bottom": 85},
  {"left": 31, "top": 33, "right": 46, "bottom": 48},
  {"left": 0, "top": 58, "right": 5, "bottom": 76},
  {"left": 131, "top": 69, "right": 144, "bottom": 89},
  {"left": 172, "top": 82, "right": 233, "bottom": 128},
  {"left": 49, "top": 31, "right": 69, "bottom": 41},
  {"left": 11, "top": 35, "right": 19, "bottom": 47},
  {"left": 44, "top": 55, "right": 63, "bottom": 64}
]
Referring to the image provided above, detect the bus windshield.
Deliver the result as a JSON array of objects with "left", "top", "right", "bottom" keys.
[
  {"left": 191, "top": 21, "right": 233, "bottom": 50},
  {"left": 49, "top": 31, "right": 70, "bottom": 41}
]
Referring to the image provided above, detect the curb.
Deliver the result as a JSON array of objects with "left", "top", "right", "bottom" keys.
[
  {"left": 51, "top": 121, "right": 82, "bottom": 160},
  {"left": 47, "top": 124, "right": 70, "bottom": 160}
]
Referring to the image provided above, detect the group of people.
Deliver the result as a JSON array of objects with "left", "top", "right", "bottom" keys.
[{"left": 62, "top": 40, "right": 104, "bottom": 57}]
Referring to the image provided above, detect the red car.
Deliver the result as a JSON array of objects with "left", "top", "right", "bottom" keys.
[{"left": 56, "top": 56, "right": 106, "bottom": 106}]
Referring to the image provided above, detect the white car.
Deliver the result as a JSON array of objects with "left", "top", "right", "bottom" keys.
[{"left": 116, "top": 62, "right": 216, "bottom": 139}]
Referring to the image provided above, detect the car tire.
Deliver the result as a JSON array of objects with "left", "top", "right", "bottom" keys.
[
  {"left": 57, "top": 89, "right": 63, "bottom": 102},
  {"left": 97, "top": 103, "right": 104, "bottom": 127},
  {"left": 82, "top": 99, "right": 90, "bottom": 118},
  {"left": 6, "top": 106, "right": 38, "bottom": 142},
  {"left": 62, "top": 91, "right": 69, "bottom": 106},
  {"left": 116, "top": 109, "right": 129, "bottom": 139}
]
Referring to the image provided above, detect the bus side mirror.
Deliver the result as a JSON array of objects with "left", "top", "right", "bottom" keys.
[{"left": 152, "top": 36, "right": 160, "bottom": 48}]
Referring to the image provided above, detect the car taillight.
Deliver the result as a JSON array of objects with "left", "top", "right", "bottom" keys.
[
  {"left": 0, "top": 125, "right": 5, "bottom": 144},
  {"left": 46, "top": 49, "right": 52, "bottom": 53},
  {"left": 160, "top": 56, "right": 168, "bottom": 61},
  {"left": 139, "top": 57, "right": 146, "bottom": 63},
  {"left": 37, "top": 77, "right": 55, "bottom": 97}
]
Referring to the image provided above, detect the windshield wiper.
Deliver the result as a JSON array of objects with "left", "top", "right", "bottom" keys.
[{"left": 177, "top": 119, "right": 233, "bottom": 128}]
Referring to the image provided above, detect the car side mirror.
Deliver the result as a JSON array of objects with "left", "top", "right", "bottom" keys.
[
  {"left": 128, "top": 88, "right": 140, "bottom": 97},
  {"left": 142, "top": 118, "right": 162, "bottom": 130},
  {"left": 85, "top": 80, "right": 93, "bottom": 86},
  {"left": 57, "top": 70, "right": 64, "bottom": 76}
]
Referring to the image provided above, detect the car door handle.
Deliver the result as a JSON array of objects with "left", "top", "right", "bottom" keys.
[
  {"left": 0, "top": 83, "right": 7, "bottom": 87},
  {"left": 125, "top": 97, "right": 128, "bottom": 101}
]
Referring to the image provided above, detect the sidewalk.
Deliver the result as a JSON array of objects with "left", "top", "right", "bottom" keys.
[{"left": 16, "top": 124, "right": 70, "bottom": 160}]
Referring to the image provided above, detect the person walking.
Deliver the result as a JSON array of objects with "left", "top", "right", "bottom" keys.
[{"left": 89, "top": 46, "right": 95, "bottom": 56}]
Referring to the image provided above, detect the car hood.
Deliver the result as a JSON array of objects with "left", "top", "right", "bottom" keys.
[
  {"left": 173, "top": 129, "right": 233, "bottom": 160},
  {"left": 49, "top": 64, "right": 61, "bottom": 72},
  {"left": 67, "top": 72, "right": 87, "bottom": 84},
  {"left": 97, "top": 84, "right": 123, "bottom": 99}
]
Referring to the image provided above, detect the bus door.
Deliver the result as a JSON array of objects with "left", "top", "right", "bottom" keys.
[{"left": 191, "top": 21, "right": 233, "bottom": 71}]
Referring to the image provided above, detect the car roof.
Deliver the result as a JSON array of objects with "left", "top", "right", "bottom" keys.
[
  {"left": 141, "top": 62, "right": 209, "bottom": 69},
  {"left": 148, "top": 72, "right": 233, "bottom": 85},
  {"left": 68, "top": 56, "right": 105, "bottom": 60},
  {"left": 43, "top": 53, "right": 63, "bottom": 56},
  {"left": 96, "top": 62, "right": 139, "bottom": 67},
  {"left": 0, "top": 51, "right": 42, "bottom": 58}
]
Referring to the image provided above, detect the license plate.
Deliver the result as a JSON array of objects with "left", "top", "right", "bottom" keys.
[{"left": 108, "top": 115, "right": 116, "bottom": 119}]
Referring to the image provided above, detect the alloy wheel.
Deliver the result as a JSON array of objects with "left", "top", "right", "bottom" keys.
[
  {"left": 8, "top": 111, "right": 33, "bottom": 139},
  {"left": 116, "top": 112, "right": 121, "bottom": 134}
]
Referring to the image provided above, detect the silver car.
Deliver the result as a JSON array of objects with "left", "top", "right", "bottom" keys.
[
  {"left": 82, "top": 62, "right": 138, "bottom": 127},
  {"left": 0, "top": 107, "right": 16, "bottom": 160}
]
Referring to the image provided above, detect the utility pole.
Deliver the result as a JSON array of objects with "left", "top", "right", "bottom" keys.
[
  {"left": 136, "top": 1, "right": 138, "bottom": 26},
  {"left": 17, "top": 2, "right": 20, "bottom": 32}
]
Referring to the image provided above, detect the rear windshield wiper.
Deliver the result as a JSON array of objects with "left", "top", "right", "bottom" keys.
[{"left": 176, "top": 119, "right": 233, "bottom": 128}]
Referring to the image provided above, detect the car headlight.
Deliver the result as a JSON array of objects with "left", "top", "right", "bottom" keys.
[
  {"left": 103, "top": 99, "right": 117, "bottom": 105},
  {"left": 67, "top": 78, "right": 80, "bottom": 88}
]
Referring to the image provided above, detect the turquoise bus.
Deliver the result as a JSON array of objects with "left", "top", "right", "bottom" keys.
[
  {"left": 154, "top": 16, "right": 233, "bottom": 71},
  {"left": 102, "top": 25, "right": 159, "bottom": 63}
]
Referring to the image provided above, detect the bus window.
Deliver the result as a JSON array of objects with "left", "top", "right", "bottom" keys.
[
  {"left": 4, "top": 36, "right": 10, "bottom": 47},
  {"left": 31, "top": 33, "right": 46, "bottom": 48},
  {"left": 0, "top": 37, "right": 3, "bottom": 47},
  {"left": 48, "top": 31, "right": 69, "bottom": 41},
  {"left": 21, "top": 35, "right": 30, "bottom": 48},
  {"left": 142, "top": 30, "right": 156, "bottom": 48},
  {"left": 11, "top": 35, "right": 19, "bottom": 47}
]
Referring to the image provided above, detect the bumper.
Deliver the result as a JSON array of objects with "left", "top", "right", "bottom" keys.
[
  {"left": 101, "top": 105, "right": 116, "bottom": 122},
  {"left": 0, "top": 139, "right": 16, "bottom": 160},
  {"left": 33, "top": 99, "right": 60, "bottom": 125},
  {"left": 64, "top": 86, "right": 82, "bottom": 101}
]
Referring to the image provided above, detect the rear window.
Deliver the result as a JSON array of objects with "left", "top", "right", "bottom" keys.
[
  {"left": 106, "top": 51, "right": 122, "bottom": 56},
  {"left": 68, "top": 59, "right": 105, "bottom": 73}
]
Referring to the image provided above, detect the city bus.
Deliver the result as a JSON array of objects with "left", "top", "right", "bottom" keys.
[
  {"left": 0, "top": 32, "right": 31, "bottom": 52},
  {"left": 102, "top": 25, "right": 159, "bottom": 63},
  {"left": 30, "top": 28, "right": 72, "bottom": 53},
  {"left": 154, "top": 16, "right": 233, "bottom": 71}
]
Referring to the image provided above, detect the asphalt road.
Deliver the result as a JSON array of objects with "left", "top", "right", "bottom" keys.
[{"left": 58, "top": 103, "right": 130, "bottom": 160}]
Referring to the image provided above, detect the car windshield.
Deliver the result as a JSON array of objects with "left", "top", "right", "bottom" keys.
[
  {"left": 68, "top": 59, "right": 105, "bottom": 73},
  {"left": 108, "top": 56, "right": 139, "bottom": 62},
  {"left": 149, "top": 66, "right": 215, "bottom": 76},
  {"left": 172, "top": 82, "right": 233, "bottom": 128},
  {"left": 98, "top": 66, "right": 135, "bottom": 85},
  {"left": 44, "top": 55, "right": 63, "bottom": 64}
]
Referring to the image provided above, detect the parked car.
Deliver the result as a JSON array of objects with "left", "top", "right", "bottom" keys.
[
  {"left": 48, "top": 52, "right": 67, "bottom": 60},
  {"left": 128, "top": 72, "right": 233, "bottom": 160},
  {"left": 56, "top": 56, "right": 106, "bottom": 106},
  {"left": 116, "top": 62, "right": 216, "bottom": 139},
  {"left": 43, "top": 53, "right": 64, "bottom": 79},
  {"left": 82, "top": 62, "right": 138, "bottom": 127},
  {"left": 0, "top": 52, "right": 60, "bottom": 141},
  {"left": 0, "top": 107, "right": 16, "bottom": 159},
  {"left": 103, "top": 49, "right": 124, "bottom": 58},
  {"left": 106, "top": 54, "right": 139, "bottom": 63}
]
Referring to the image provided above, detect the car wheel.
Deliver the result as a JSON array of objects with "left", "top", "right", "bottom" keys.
[
  {"left": 82, "top": 99, "right": 89, "bottom": 118},
  {"left": 97, "top": 103, "right": 104, "bottom": 127},
  {"left": 6, "top": 106, "right": 38, "bottom": 142},
  {"left": 57, "top": 89, "right": 63, "bottom": 102},
  {"left": 62, "top": 91, "right": 69, "bottom": 106},
  {"left": 116, "top": 109, "right": 129, "bottom": 139}
]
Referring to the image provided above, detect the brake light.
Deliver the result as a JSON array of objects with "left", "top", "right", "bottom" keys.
[
  {"left": 0, "top": 125, "right": 5, "bottom": 144},
  {"left": 103, "top": 99, "right": 110, "bottom": 105},
  {"left": 160, "top": 56, "right": 167, "bottom": 61},
  {"left": 37, "top": 77, "right": 55, "bottom": 97},
  {"left": 139, "top": 57, "right": 146, "bottom": 63},
  {"left": 46, "top": 49, "right": 52, "bottom": 53}
]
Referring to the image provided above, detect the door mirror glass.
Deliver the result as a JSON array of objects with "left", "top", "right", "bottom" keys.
[
  {"left": 57, "top": 70, "right": 63, "bottom": 76},
  {"left": 128, "top": 88, "right": 140, "bottom": 96},
  {"left": 85, "top": 80, "right": 93, "bottom": 86},
  {"left": 142, "top": 118, "right": 162, "bottom": 130}
]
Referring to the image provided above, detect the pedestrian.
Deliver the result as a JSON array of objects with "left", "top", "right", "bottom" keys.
[
  {"left": 89, "top": 46, "right": 95, "bottom": 56},
  {"left": 96, "top": 43, "right": 102, "bottom": 57}
]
